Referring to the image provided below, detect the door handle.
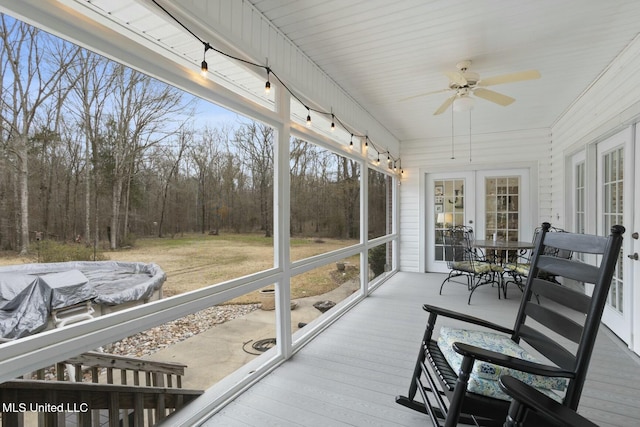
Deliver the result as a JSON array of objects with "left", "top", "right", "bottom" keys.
[{"left": 628, "top": 253, "right": 639, "bottom": 260}]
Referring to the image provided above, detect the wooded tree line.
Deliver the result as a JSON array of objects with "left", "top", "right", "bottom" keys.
[{"left": 0, "top": 16, "right": 390, "bottom": 253}]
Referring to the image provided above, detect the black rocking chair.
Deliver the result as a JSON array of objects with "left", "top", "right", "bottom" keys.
[
  {"left": 396, "top": 222, "right": 624, "bottom": 427},
  {"left": 499, "top": 375, "right": 599, "bottom": 427}
]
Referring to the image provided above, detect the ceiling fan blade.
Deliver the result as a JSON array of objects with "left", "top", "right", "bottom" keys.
[
  {"left": 399, "top": 88, "right": 449, "bottom": 102},
  {"left": 434, "top": 95, "right": 457, "bottom": 115},
  {"left": 478, "top": 70, "right": 541, "bottom": 87},
  {"left": 473, "top": 88, "right": 515, "bottom": 106},
  {"left": 444, "top": 71, "right": 467, "bottom": 87}
]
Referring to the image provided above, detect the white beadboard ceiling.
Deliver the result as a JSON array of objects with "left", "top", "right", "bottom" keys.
[
  {"left": 248, "top": 0, "right": 640, "bottom": 141},
  {"left": 11, "top": 0, "right": 640, "bottom": 144}
]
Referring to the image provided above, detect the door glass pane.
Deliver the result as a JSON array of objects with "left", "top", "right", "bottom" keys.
[
  {"left": 485, "top": 176, "right": 520, "bottom": 242},
  {"left": 434, "top": 179, "right": 465, "bottom": 261},
  {"left": 603, "top": 148, "right": 624, "bottom": 313}
]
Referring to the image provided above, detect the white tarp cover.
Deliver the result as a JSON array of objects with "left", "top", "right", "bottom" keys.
[{"left": 0, "top": 262, "right": 165, "bottom": 339}]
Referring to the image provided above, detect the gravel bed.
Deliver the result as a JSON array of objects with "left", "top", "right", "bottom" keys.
[
  {"left": 106, "top": 303, "right": 261, "bottom": 357},
  {"left": 42, "top": 303, "right": 261, "bottom": 380}
]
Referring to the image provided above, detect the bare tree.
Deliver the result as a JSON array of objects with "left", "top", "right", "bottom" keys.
[
  {"left": 104, "top": 64, "right": 185, "bottom": 249},
  {"left": 190, "top": 126, "right": 225, "bottom": 234},
  {"left": 0, "top": 15, "right": 79, "bottom": 253},
  {"left": 234, "top": 122, "right": 274, "bottom": 237},
  {"left": 156, "top": 130, "right": 189, "bottom": 237},
  {"left": 67, "top": 50, "right": 115, "bottom": 248}
]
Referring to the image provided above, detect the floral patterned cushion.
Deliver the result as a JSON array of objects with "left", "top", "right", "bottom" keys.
[
  {"left": 437, "top": 326, "right": 568, "bottom": 398},
  {"left": 451, "top": 261, "right": 501, "bottom": 274},
  {"left": 504, "top": 262, "right": 530, "bottom": 276},
  {"left": 465, "top": 369, "right": 563, "bottom": 402}
]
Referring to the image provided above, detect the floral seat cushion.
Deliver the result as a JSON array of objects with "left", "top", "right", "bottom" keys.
[
  {"left": 452, "top": 261, "right": 502, "bottom": 274},
  {"left": 437, "top": 326, "right": 567, "bottom": 401},
  {"left": 504, "top": 262, "right": 530, "bottom": 276}
]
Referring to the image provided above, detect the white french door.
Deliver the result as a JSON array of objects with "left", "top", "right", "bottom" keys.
[
  {"left": 426, "top": 172, "right": 475, "bottom": 273},
  {"left": 425, "top": 169, "right": 531, "bottom": 273},
  {"left": 597, "top": 128, "right": 633, "bottom": 344}
]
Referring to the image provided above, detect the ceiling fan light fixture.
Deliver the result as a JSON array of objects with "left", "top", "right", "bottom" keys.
[{"left": 453, "top": 96, "right": 475, "bottom": 112}]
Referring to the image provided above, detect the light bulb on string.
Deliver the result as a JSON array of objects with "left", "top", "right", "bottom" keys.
[
  {"left": 200, "top": 42, "right": 211, "bottom": 78},
  {"left": 265, "top": 71, "right": 271, "bottom": 94},
  {"left": 306, "top": 108, "right": 312, "bottom": 127},
  {"left": 349, "top": 134, "right": 354, "bottom": 149},
  {"left": 330, "top": 114, "right": 336, "bottom": 132}
]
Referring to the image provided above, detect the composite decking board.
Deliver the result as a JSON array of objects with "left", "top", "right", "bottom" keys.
[
  {"left": 260, "top": 361, "right": 414, "bottom": 413},
  {"left": 578, "top": 402, "right": 640, "bottom": 427},
  {"left": 201, "top": 272, "right": 640, "bottom": 427},
  {"left": 286, "top": 351, "right": 412, "bottom": 391},
  {"left": 216, "top": 400, "right": 311, "bottom": 427},
  {"left": 248, "top": 379, "right": 415, "bottom": 427},
  {"left": 298, "top": 338, "right": 417, "bottom": 371},
  {"left": 284, "top": 353, "right": 415, "bottom": 396},
  {"left": 298, "top": 329, "right": 420, "bottom": 365},
  {"left": 579, "top": 393, "right": 640, "bottom": 418},
  {"left": 584, "top": 368, "right": 640, "bottom": 390},
  {"left": 299, "top": 327, "right": 417, "bottom": 366}
]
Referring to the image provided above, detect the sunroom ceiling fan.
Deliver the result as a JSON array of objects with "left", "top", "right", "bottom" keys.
[{"left": 405, "top": 60, "right": 541, "bottom": 115}]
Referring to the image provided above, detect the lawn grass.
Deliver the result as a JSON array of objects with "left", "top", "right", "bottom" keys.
[{"left": 0, "top": 233, "right": 360, "bottom": 303}]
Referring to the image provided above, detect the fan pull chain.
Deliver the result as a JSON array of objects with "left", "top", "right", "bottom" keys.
[
  {"left": 450, "top": 106, "right": 455, "bottom": 159},
  {"left": 469, "top": 109, "right": 472, "bottom": 162}
]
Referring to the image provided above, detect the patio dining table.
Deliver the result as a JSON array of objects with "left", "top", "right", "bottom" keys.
[
  {"left": 471, "top": 239, "right": 535, "bottom": 297},
  {"left": 471, "top": 239, "right": 534, "bottom": 253},
  {"left": 472, "top": 239, "right": 534, "bottom": 266}
]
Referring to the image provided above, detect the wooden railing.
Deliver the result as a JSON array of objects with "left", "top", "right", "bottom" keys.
[{"left": 0, "top": 351, "right": 202, "bottom": 427}]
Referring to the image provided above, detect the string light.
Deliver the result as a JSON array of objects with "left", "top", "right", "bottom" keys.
[
  {"left": 150, "top": 0, "right": 402, "bottom": 174},
  {"left": 200, "top": 42, "right": 211, "bottom": 77},
  {"left": 265, "top": 67, "right": 271, "bottom": 94}
]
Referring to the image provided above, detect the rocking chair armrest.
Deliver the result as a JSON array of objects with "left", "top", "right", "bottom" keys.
[
  {"left": 452, "top": 342, "right": 576, "bottom": 378},
  {"left": 499, "top": 376, "right": 599, "bottom": 427},
  {"left": 422, "top": 304, "right": 513, "bottom": 335}
]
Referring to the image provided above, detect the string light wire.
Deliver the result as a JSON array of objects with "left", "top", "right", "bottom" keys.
[{"left": 150, "top": 0, "right": 400, "bottom": 170}]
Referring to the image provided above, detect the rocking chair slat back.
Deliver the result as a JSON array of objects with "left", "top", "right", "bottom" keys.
[
  {"left": 536, "top": 256, "right": 600, "bottom": 284},
  {"left": 523, "top": 303, "right": 584, "bottom": 343},
  {"left": 517, "top": 325, "right": 578, "bottom": 369},
  {"left": 531, "top": 278, "right": 591, "bottom": 313},
  {"left": 543, "top": 231, "right": 609, "bottom": 254},
  {"left": 396, "top": 221, "right": 625, "bottom": 427}
]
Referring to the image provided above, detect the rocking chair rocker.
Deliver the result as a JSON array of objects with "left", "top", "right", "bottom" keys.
[{"left": 396, "top": 222, "right": 624, "bottom": 426}]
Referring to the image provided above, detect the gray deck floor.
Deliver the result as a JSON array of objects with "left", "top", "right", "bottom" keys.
[{"left": 203, "top": 272, "right": 640, "bottom": 427}]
